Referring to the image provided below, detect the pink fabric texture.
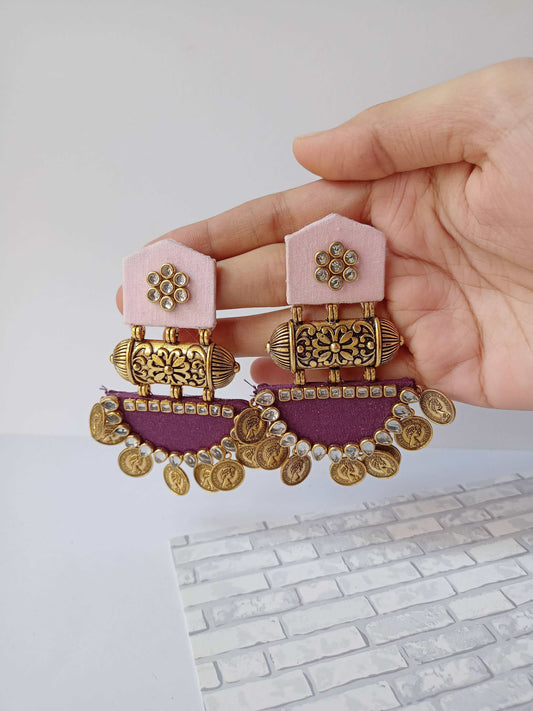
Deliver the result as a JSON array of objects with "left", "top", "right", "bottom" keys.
[
  {"left": 285, "top": 214, "right": 386, "bottom": 306},
  {"left": 123, "top": 239, "right": 217, "bottom": 329}
]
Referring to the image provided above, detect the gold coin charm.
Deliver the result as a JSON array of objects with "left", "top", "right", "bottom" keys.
[
  {"left": 234, "top": 408, "right": 268, "bottom": 444},
  {"left": 420, "top": 389, "right": 456, "bottom": 425},
  {"left": 89, "top": 403, "right": 106, "bottom": 441},
  {"left": 211, "top": 460, "right": 246, "bottom": 491},
  {"left": 164, "top": 465, "right": 190, "bottom": 495},
  {"left": 281, "top": 455, "right": 311, "bottom": 486},
  {"left": 375, "top": 444, "right": 402, "bottom": 465},
  {"left": 193, "top": 462, "right": 218, "bottom": 492},
  {"left": 118, "top": 447, "right": 153, "bottom": 477},
  {"left": 330, "top": 458, "right": 366, "bottom": 486},
  {"left": 236, "top": 444, "right": 260, "bottom": 469},
  {"left": 365, "top": 451, "right": 399, "bottom": 478},
  {"left": 395, "top": 416, "right": 433, "bottom": 450},
  {"left": 255, "top": 437, "right": 290, "bottom": 470},
  {"left": 90, "top": 403, "right": 128, "bottom": 445}
]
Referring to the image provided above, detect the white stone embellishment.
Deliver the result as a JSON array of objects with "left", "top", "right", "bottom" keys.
[
  {"left": 281, "top": 432, "right": 297, "bottom": 448},
  {"left": 261, "top": 407, "right": 280, "bottom": 422},
  {"left": 314, "top": 241, "right": 359, "bottom": 290},
  {"left": 147, "top": 271, "right": 160, "bottom": 285},
  {"left": 106, "top": 412, "right": 121, "bottom": 424},
  {"left": 371, "top": 386, "right": 382, "bottom": 398},
  {"left": 360, "top": 439, "right": 375, "bottom": 455},
  {"left": 174, "top": 272, "right": 188, "bottom": 287},
  {"left": 304, "top": 388, "right": 316, "bottom": 399},
  {"left": 125, "top": 435, "right": 140, "bottom": 448},
  {"left": 269, "top": 421, "right": 287, "bottom": 436},
  {"left": 136, "top": 400, "right": 147, "bottom": 411},
  {"left": 183, "top": 453, "right": 196, "bottom": 467},
  {"left": 296, "top": 440, "right": 311, "bottom": 456},
  {"left": 385, "top": 418, "right": 402, "bottom": 433},
  {"left": 161, "top": 280, "right": 174, "bottom": 295},
  {"left": 344, "top": 444, "right": 359, "bottom": 459},
  {"left": 175, "top": 288, "right": 189, "bottom": 303},
  {"left": 197, "top": 450, "right": 211, "bottom": 464},
  {"left": 147, "top": 288, "right": 160, "bottom": 302},
  {"left": 312, "top": 444, "right": 327, "bottom": 461},
  {"left": 185, "top": 403, "right": 196, "bottom": 415},
  {"left": 255, "top": 390, "right": 275, "bottom": 406},
  {"left": 393, "top": 403, "right": 411, "bottom": 419},
  {"left": 278, "top": 390, "right": 291, "bottom": 401},
  {"left": 343, "top": 267, "right": 358, "bottom": 282},
  {"left": 197, "top": 404, "right": 208, "bottom": 415},
  {"left": 315, "top": 251, "right": 329, "bottom": 266},
  {"left": 343, "top": 249, "right": 358, "bottom": 265},
  {"left": 400, "top": 388, "right": 419, "bottom": 404},
  {"left": 114, "top": 425, "right": 130, "bottom": 436},
  {"left": 384, "top": 385, "right": 397, "bottom": 397},
  {"left": 329, "top": 242, "right": 344, "bottom": 257},
  {"left": 330, "top": 387, "right": 341, "bottom": 398},
  {"left": 357, "top": 387, "right": 369, "bottom": 398},
  {"left": 169, "top": 453, "right": 182, "bottom": 466},
  {"left": 221, "top": 437, "right": 236, "bottom": 452},
  {"left": 160, "top": 401, "right": 172, "bottom": 413},
  {"left": 139, "top": 443, "right": 153, "bottom": 457},
  {"left": 173, "top": 403, "right": 185, "bottom": 414},
  {"left": 101, "top": 398, "right": 118, "bottom": 411},
  {"left": 161, "top": 296, "right": 174, "bottom": 311},
  {"left": 375, "top": 430, "right": 393, "bottom": 445},
  {"left": 315, "top": 268, "right": 329, "bottom": 282},
  {"left": 160, "top": 263, "right": 174, "bottom": 278},
  {"left": 210, "top": 446, "right": 224, "bottom": 461},
  {"left": 329, "top": 276, "right": 343, "bottom": 290},
  {"left": 291, "top": 389, "right": 303, "bottom": 400},
  {"left": 222, "top": 407, "right": 234, "bottom": 418},
  {"left": 343, "top": 387, "right": 355, "bottom": 398},
  {"left": 317, "top": 387, "right": 329, "bottom": 399},
  {"left": 328, "top": 446, "right": 343, "bottom": 463},
  {"left": 329, "top": 259, "right": 344, "bottom": 274},
  {"left": 154, "top": 449, "right": 168, "bottom": 463}
]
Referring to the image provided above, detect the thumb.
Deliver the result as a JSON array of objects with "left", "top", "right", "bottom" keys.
[{"left": 293, "top": 61, "right": 518, "bottom": 180}]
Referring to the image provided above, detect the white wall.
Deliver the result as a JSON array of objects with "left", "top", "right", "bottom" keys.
[{"left": 1, "top": 0, "right": 532, "bottom": 447}]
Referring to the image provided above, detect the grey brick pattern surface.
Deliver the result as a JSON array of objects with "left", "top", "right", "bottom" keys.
[{"left": 171, "top": 471, "right": 533, "bottom": 710}]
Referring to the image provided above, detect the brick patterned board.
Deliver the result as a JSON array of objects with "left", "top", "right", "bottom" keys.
[{"left": 170, "top": 472, "right": 533, "bottom": 710}]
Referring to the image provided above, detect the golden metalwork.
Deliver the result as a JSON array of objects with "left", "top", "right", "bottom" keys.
[
  {"left": 255, "top": 437, "right": 289, "bottom": 470},
  {"left": 365, "top": 450, "right": 399, "bottom": 478},
  {"left": 193, "top": 463, "right": 218, "bottom": 492},
  {"left": 90, "top": 403, "right": 129, "bottom": 445},
  {"left": 146, "top": 263, "right": 190, "bottom": 311},
  {"left": 118, "top": 447, "right": 153, "bottom": 477},
  {"left": 236, "top": 444, "right": 259, "bottom": 469},
  {"left": 163, "top": 464, "right": 190, "bottom": 495},
  {"left": 267, "top": 312, "right": 402, "bottom": 385},
  {"left": 281, "top": 455, "right": 311, "bottom": 486},
  {"left": 314, "top": 241, "right": 359, "bottom": 291},
  {"left": 375, "top": 444, "right": 402, "bottom": 465},
  {"left": 420, "top": 389, "right": 456, "bottom": 425},
  {"left": 234, "top": 408, "right": 268, "bottom": 444},
  {"left": 211, "top": 460, "right": 245, "bottom": 491},
  {"left": 395, "top": 416, "right": 433, "bottom": 450},
  {"left": 330, "top": 458, "right": 366, "bottom": 486},
  {"left": 110, "top": 337, "right": 239, "bottom": 402}
]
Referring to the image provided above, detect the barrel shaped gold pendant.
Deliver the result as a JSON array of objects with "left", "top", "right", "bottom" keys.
[
  {"left": 110, "top": 338, "right": 239, "bottom": 390},
  {"left": 267, "top": 317, "right": 402, "bottom": 373}
]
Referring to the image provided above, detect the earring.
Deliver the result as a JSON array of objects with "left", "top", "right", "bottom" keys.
[
  {"left": 90, "top": 239, "right": 249, "bottom": 495},
  {"left": 231, "top": 213, "right": 456, "bottom": 486}
]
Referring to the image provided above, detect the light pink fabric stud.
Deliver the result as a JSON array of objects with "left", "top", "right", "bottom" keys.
[
  {"left": 285, "top": 214, "right": 386, "bottom": 305},
  {"left": 123, "top": 239, "right": 216, "bottom": 329}
]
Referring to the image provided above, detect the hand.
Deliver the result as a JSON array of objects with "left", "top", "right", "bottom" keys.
[{"left": 117, "top": 59, "right": 533, "bottom": 409}]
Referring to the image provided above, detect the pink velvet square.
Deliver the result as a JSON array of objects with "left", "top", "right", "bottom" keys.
[
  {"left": 285, "top": 214, "right": 386, "bottom": 305},
  {"left": 123, "top": 239, "right": 217, "bottom": 329}
]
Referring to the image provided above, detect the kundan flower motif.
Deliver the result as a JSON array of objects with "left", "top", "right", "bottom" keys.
[
  {"left": 145, "top": 263, "right": 190, "bottom": 311},
  {"left": 311, "top": 324, "right": 356, "bottom": 367},
  {"left": 314, "top": 241, "right": 359, "bottom": 291}
]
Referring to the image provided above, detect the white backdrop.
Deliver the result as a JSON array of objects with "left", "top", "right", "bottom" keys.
[{"left": 1, "top": 0, "right": 532, "bottom": 446}]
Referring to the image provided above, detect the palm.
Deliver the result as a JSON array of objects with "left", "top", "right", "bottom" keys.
[{"left": 369, "top": 157, "right": 533, "bottom": 408}]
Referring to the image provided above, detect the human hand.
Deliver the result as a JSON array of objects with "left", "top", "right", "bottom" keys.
[{"left": 117, "top": 59, "right": 533, "bottom": 409}]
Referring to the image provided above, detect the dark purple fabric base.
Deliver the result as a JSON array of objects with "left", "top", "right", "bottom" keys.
[
  {"left": 107, "top": 390, "right": 249, "bottom": 453},
  {"left": 257, "top": 378, "right": 415, "bottom": 446}
]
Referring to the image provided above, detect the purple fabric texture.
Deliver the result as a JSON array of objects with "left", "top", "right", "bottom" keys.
[
  {"left": 108, "top": 390, "right": 249, "bottom": 453},
  {"left": 257, "top": 378, "right": 415, "bottom": 445}
]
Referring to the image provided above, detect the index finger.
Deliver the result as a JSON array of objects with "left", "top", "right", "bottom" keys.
[{"left": 116, "top": 178, "right": 372, "bottom": 311}]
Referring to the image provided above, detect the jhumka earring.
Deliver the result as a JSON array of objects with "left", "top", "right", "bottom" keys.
[
  {"left": 89, "top": 239, "right": 250, "bottom": 494},
  {"left": 90, "top": 215, "right": 456, "bottom": 494},
  {"left": 231, "top": 213, "right": 456, "bottom": 486}
]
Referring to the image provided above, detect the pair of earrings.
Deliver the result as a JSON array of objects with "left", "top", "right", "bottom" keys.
[{"left": 90, "top": 214, "right": 455, "bottom": 495}]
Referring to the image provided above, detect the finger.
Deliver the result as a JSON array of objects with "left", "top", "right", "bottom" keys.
[
  {"left": 116, "top": 179, "right": 371, "bottom": 312},
  {"left": 293, "top": 61, "right": 517, "bottom": 180}
]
